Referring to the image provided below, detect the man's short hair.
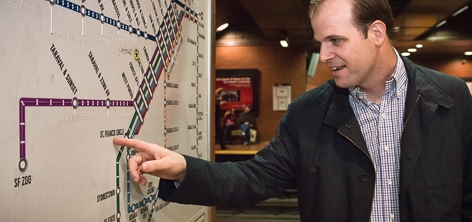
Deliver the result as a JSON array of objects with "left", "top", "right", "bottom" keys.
[{"left": 309, "top": 0, "right": 398, "bottom": 40}]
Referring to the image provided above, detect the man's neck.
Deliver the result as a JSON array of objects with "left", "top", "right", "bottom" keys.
[{"left": 361, "top": 48, "right": 398, "bottom": 104}]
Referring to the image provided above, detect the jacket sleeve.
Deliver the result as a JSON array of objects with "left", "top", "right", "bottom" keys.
[{"left": 157, "top": 114, "right": 298, "bottom": 207}]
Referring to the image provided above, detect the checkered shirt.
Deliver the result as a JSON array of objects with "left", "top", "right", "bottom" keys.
[{"left": 348, "top": 52, "right": 408, "bottom": 221}]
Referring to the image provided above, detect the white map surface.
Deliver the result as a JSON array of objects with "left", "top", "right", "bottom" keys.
[{"left": 0, "top": 0, "right": 211, "bottom": 221}]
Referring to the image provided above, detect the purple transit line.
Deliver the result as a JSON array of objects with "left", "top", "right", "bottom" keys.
[{"left": 18, "top": 97, "right": 133, "bottom": 172}]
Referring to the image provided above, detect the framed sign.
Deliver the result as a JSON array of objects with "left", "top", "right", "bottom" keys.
[
  {"left": 216, "top": 69, "right": 260, "bottom": 116},
  {"left": 273, "top": 84, "right": 291, "bottom": 111}
]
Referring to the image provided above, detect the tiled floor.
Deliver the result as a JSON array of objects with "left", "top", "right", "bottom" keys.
[
  {"left": 216, "top": 190, "right": 300, "bottom": 221},
  {"left": 216, "top": 209, "right": 300, "bottom": 222}
]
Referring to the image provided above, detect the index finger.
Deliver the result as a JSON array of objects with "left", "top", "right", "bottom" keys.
[
  {"left": 113, "top": 137, "right": 148, "bottom": 153},
  {"left": 113, "top": 137, "right": 147, "bottom": 185}
]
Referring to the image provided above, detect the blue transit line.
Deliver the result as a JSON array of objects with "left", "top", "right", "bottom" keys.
[{"left": 49, "top": 0, "right": 161, "bottom": 42}]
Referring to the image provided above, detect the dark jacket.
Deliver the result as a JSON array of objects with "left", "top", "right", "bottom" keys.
[
  {"left": 237, "top": 110, "right": 255, "bottom": 127},
  {"left": 159, "top": 57, "right": 472, "bottom": 221}
]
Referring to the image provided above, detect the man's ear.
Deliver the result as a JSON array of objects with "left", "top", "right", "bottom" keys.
[{"left": 370, "top": 20, "right": 387, "bottom": 46}]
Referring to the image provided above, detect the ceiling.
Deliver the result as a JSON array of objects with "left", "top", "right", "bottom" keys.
[{"left": 215, "top": 0, "right": 472, "bottom": 58}]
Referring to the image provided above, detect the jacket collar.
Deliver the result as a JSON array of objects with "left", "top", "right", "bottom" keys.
[{"left": 401, "top": 56, "right": 454, "bottom": 109}]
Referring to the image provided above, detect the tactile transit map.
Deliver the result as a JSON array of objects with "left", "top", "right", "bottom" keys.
[{"left": 0, "top": 0, "right": 211, "bottom": 221}]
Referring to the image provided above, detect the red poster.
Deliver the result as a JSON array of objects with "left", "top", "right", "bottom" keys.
[
  {"left": 216, "top": 76, "right": 253, "bottom": 111},
  {"left": 216, "top": 69, "right": 260, "bottom": 115}
]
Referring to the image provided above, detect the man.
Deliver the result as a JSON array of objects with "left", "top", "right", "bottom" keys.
[
  {"left": 113, "top": 0, "right": 472, "bottom": 221},
  {"left": 215, "top": 87, "right": 227, "bottom": 149},
  {"left": 222, "top": 108, "right": 237, "bottom": 144},
  {"left": 237, "top": 105, "right": 255, "bottom": 145}
]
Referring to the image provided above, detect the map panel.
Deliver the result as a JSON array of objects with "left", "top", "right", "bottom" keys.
[{"left": 0, "top": 0, "right": 211, "bottom": 221}]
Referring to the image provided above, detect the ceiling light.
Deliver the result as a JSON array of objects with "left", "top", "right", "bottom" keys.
[
  {"left": 453, "top": 5, "right": 469, "bottom": 17},
  {"left": 465, "top": 51, "right": 472, "bottom": 56},
  {"left": 416, "top": 44, "right": 423, "bottom": 48},
  {"left": 401, "top": 52, "right": 410, "bottom": 57},
  {"left": 408, "top": 48, "right": 417, "bottom": 52},
  {"left": 279, "top": 32, "right": 289, "bottom": 47},
  {"left": 436, "top": 20, "right": 447, "bottom": 28},
  {"left": 280, "top": 40, "right": 289, "bottom": 47},
  {"left": 216, "top": 23, "right": 229, "bottom": 32}
]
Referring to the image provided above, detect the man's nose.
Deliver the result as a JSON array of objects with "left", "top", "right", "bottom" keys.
[{"left": 318, "top": 44, "right": 334, "bottom": 63}]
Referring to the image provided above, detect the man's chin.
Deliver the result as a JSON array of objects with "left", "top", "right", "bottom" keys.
[{"left": 333, "top": 78, "right": 352, "bottom": 89}]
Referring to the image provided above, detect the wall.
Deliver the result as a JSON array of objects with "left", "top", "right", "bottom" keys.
[
  {"left": 412, "top": 55, "right": 472, "bottom": 79},
  {"left": 217, "top": 46, "right": 472, "bottom": 142},
  {"left": 216, "top": 45, "right": 307, "bottom": 141}
]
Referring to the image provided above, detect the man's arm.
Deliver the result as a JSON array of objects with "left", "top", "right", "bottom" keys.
[{"left": 113, "top": 137, "right": 187, "bottom": 185}]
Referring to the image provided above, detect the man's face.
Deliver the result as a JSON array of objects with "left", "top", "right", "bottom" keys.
[{"left": 311, "top": 0, "right": 380, "bottom": 90}]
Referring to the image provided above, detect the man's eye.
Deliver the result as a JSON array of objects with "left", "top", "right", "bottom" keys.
[{"left": 331, "top": 38, "right": 341, "bottom": 44}]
